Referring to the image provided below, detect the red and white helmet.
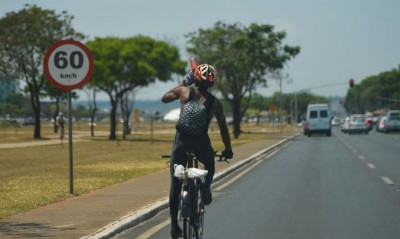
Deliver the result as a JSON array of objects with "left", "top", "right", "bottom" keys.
[{"left": 194, "top": 64, "right": 217, "bottom": 88}]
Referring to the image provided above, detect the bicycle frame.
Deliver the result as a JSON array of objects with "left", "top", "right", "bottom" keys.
[
  {"left": 179, "top": 151, "right": 204, "bottom": 239},
  {"left": 58, "top": 124, "right": 65, "bottom": 142}
]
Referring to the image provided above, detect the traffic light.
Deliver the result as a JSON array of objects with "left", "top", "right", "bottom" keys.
[
  {"left": 339, "top": 98, "right": 343, "bottom": 104},
  {"left": 349, "top": 79, "right": 355, "bottom": 87}
]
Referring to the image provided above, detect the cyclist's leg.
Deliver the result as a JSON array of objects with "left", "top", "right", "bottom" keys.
[
  {"left": 61, "top": 125, "right": 64, "bottom": 138},
  {"left": 193, "top": 134, "right": 215, "bottom": 189},
  {"left": 193, "top": 134, "right": 215, "bottom": 206},
  {"left": 169, "top": 132, "right": 187, "bottom": 236}
]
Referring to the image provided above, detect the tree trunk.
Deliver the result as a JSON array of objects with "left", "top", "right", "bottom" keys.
[
  {"left": 109, "top": 99, "right": 117, "bottom": 140},
  {"left": 119, "top": 102, "right": 128, "bottom": 140},
  {"left": 231, "top": 97, "right": 242, "bottom": 139},
  {"left": 90, "top": 116, "right": 95, "bottom": 137},
  {"left": 123, "top": 121, "right": 130, "bottom": 139},
  {"left": 108, "top": 97, "right": 118, "bottom": 140},
  {"left": 31, "top": 90, "right": 41, "bottom": 139}
]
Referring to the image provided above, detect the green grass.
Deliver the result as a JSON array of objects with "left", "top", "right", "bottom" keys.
[{"left": 0, "top": 121, "right": 296, "bottom": 219}]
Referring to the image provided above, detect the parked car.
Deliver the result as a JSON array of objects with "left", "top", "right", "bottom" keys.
[
  {"left": 382, "top": 110, "right": 400, "bottom": 133},
  {"left": 375, "top": 116, "right": 386, "bottom": 132},
  {"left": 342, "top": 114, "right": 370, "bottom": 134}
]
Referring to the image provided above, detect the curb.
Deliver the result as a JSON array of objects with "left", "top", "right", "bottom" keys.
[{"left": 82, "top": 133, "right": 298, "bottom": 239}]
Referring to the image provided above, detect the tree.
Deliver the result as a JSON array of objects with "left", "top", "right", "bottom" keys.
[
  {"left": 344, "top": 69, "right": 400, "bottom": 113},
  {"left": 261, "top": 91, "right": 328, "bottom": 123},
  {"left": 87, "top": 36, "right": 186, "bottom": 140},
  {"left": 0, "top": 4, "right": 84, "bottom": 138},
  {"left": 186, "top": 22, "right": 300, "bottom": 138},
  {"left": 243, "top": 93, "right": 269, "bottom": 125}
]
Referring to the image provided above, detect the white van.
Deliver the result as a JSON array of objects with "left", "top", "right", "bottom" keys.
[{"left": 305, "top": 103, "right": 332, "bottom": 137}]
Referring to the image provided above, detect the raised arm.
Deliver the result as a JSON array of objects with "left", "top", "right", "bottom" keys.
[{"left": 161, "top": 83, "right": 188, "bottom": 104}]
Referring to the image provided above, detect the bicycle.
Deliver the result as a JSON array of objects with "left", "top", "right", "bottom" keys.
[
  {"left": 162, "top": 150, "right": 228, "bottom": 239},
  {"left": 57, "top": 124, "right": 65, "bottom": 142}
]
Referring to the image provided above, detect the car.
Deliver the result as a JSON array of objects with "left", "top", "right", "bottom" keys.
[
  {"left": 365, "top": 116, "right": 374, "bottom": 132},
  {"left": 331, "top": 117, "right": 340, "bottom": 126},
  {"left": 305, "top": 103, "right": 332, "bottom": 137},
  {"left": 375, "top": 116, "right": 386, "bottom": 132},
  {"left": 382, "top": 110, "right": 400, "bottom": 133},
  {"left": 341, "top": 116, "right": 350, "bottom": 133},
  {"left": 343, "top": 114, "right": 370, "bottom": 134}
]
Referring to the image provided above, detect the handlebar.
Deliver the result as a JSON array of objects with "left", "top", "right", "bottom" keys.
[
  {"left": 214, "top": 154, "right": 230, "bottom": 163},
  {"left": 161, "top": 152, "right": 230, "bottom": 163}
]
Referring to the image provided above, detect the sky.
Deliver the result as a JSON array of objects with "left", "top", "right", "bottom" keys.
[{"left": 1, "top": 0, "right": 400, "bottom": 101}]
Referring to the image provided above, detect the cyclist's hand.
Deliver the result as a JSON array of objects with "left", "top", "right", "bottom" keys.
[
  {"left": 221, "top": 149, "right": 233, "bottom": 160},
  {"left": 183, "top": 71, "right": 195, "bottom": 86}
]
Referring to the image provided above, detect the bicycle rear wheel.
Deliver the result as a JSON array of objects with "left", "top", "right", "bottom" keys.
[
  {"left": 194, "top": 179, "right": 205, "bottom": 239},
  {"left": 183, "top": 180, "right": 197, "bottom": 239},
  {"left": 183, "top": 217, "right": 197, "bottom": 239}
]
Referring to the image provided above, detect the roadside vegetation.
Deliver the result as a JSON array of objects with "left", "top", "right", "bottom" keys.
[{"left": 0, "top": 120, "right": 297, "bottom": 219}]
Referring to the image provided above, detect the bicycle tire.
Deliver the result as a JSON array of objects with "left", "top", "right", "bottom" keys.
[
  {"left": 58, "top": 126, "right": 64, "bottom": 140},
  {"left": 183, "top": 179, "right": 197, "bottom": 239},
  {"left": 194, "top": 179, "right": 205, "bottom": 239}
]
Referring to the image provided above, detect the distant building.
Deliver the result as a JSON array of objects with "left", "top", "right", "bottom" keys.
[{"left": 0, "top": 75, "right": 20, "bottom": 103}]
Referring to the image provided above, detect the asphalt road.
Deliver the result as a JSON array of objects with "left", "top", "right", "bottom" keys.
[{"left": 114, "top": 127, "right": 400, "bottom": 239}]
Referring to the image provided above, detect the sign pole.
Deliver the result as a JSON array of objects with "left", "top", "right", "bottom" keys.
[
  {"left": 43, "top": 39, "right": 93, "bottom": 195},
  {"left": 68, "top": 91, "right": 74, "bottom": 194}
]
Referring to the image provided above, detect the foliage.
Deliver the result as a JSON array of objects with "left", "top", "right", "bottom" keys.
[
  {"left": 0, "top": 4, "right": 84, "bottom": 138},
  {"left": 186, "top": 21, "right": 300, "bottom": 138},
  {"left": 344, "top": 69, "right": 400, "bottom": 113},
  {"left": 86, "top": 36, "right": 186, "bottom": 140},
  {"left": 0, "top": 93, "right": 33, "bottom": 118},
  {"left": 283, "top": 92, "right": 328, "bottom": 121}
]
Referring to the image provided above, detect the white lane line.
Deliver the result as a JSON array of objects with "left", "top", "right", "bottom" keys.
[
  {"left": 214, "top": 160, "right": 263, "bottom": 191},
  {"left": 136, "top": 219, "right": 170, "bottom": 239},
  {"left": 359, "top": 155, "right": 365, "bottom": 160},
  {"left": 136, "top": 147, "right": 282, "bottom": 238},
  {"left": 214, "top": 147, "right": 281, "bottom": 191},
  {"left": 367, "top": 163, "right": 376, "bottom": 169},
  {"left": 382, "top": 177, "right": 395, "bottom": 185}
]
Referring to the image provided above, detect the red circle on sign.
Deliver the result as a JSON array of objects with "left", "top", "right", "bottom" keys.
[{"left": 44, "top": 39, "right": 94, "bottom": 91}]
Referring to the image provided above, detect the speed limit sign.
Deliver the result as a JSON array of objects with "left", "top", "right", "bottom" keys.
[{"left": 44, "top": 39, "right": 94, "bottom": 91}]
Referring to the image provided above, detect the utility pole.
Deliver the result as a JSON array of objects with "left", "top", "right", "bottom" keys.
[{"left": 279, "top": 72, "right": 283, "bottom": 132}]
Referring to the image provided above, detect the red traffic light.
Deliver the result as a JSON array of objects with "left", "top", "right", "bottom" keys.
[{"left": 349, "top": 79, "right": 355, "bottom": 87}]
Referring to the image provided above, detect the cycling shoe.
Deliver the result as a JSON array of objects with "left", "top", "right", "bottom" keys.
[
  {"left": 201, "top": 188, "right": 212, "bottom": 205},
  {"left": 170, "top": 225, "right": 183, "bottom": 238}
]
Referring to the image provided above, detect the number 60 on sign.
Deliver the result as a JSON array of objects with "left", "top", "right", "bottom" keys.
[{"left": 44, "top": 39, "right": 94, "bottom": 91}]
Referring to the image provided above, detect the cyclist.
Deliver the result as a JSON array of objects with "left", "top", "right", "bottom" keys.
[
  {"left": 56, "top": 112, "right": 65, "bottom": 135},
  {"left": 162, "top": 63, "right": 233, "bottom": 238}
]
